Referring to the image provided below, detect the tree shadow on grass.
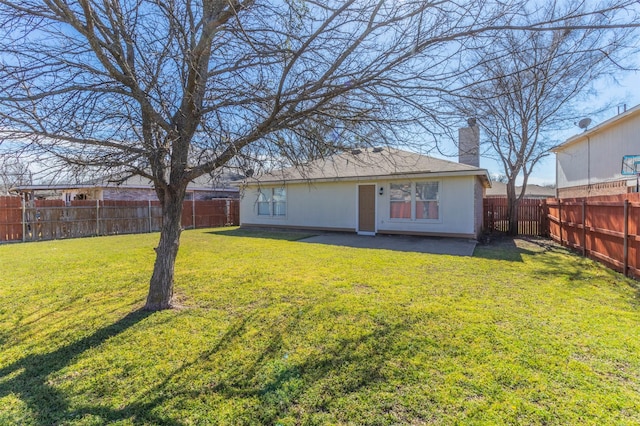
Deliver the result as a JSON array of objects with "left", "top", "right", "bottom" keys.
[
  {"left": 526, "top": 241, "right": 636, "bottom": 289},
  {"left": 530, "top": 250, "right": 640, "bottom": 311},
  {"left": 208, "top": 227, "right": 316, "bottom": 241},
  {"left": 478, "top": 236, "right": 640, "bottom": 296},
  {"left": 473, "top": 236, "right": 530, "bottom": 262},
  {"left": 474, "top": 235, "right": 571, "bottom": 262},
  {"left": 476, "top": 235, "right": 588, "bottom": 275},
  {"left": 1, "top": 300, "right": 414, "bottom": 424},
  {"left": 0, "top": 299, "right": 139, "bottom": 355},
  {"left": 221, "top": 324, "right": 401, "bottom": 424},
  {"left": 168, "top": 309, "right": 407, "bottom": 424},
  {"left": 0, "top": 308, "right": 184, "bottom": 425}
]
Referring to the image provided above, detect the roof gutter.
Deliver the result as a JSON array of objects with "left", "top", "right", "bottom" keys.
[{"left": 240, "top": 169, "right": 492, "bottom": 188}]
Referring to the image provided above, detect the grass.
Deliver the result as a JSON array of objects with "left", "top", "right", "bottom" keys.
[{"left": 0, "top": 228, "right": 639, "bottom": 425}]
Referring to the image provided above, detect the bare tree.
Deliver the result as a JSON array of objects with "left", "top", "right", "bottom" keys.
[
  {"left": 0, "top": 1, "right": 638, "bottom": 309},
  {"left": 453, "top": 3, "right": 639, "bottom": 235},
  {"left": 0, "top": 154, "right": 32, "bottom": 194}
]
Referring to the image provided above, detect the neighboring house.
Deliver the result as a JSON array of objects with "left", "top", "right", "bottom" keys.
[
  {"left": 11, "top": 173, "right": 240, "bottom": 203},
  {"left": 553, "top": 104, "right": 640, "bottom": 198},
  {"left": 485, "top": 182, "right": 555, "bottom": 199},
  {"left": 240, "top": 127, "right": 491, "bottom": 239}
]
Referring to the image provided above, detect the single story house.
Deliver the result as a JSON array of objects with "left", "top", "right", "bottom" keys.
[
  {"left": 553, "top": 103, "right": 640, "bottom": 198},
  {"left": 240, "top": 131, "right": 491, "bottom": 239}
]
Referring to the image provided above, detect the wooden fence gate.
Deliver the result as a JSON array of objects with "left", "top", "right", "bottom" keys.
[
  {"left": 0, "top": 196, "right": 22, "bottom": 242},
  {"left": 483, "top": 198, "right": 548, "bottom": 237}
]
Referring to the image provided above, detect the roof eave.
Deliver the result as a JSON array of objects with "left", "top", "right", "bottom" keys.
[
  {"left": 553, "top": 104, "right": 640, "bottom": 152},
  {"left": 242, "top": 169, "right": 492, "bottom": 188}
]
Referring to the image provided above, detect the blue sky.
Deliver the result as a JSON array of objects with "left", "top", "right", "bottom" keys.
[
  {"left": 5, "top": 70, "right": 638, "bottom": 187},
  {"left": 481, "top": 70, "right": 640, "bottom": 186}
]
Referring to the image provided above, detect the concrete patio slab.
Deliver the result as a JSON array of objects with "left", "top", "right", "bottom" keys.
[{"left": 299, "top": 233, "right": 477, "bottom": 256}]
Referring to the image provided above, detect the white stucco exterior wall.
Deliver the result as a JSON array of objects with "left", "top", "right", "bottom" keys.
[
  {"left": 240, "top": 181, "right": 357, "bottom": 231},
  {"left": 240, "top": 175, "right": 480, "bottom": 238}
]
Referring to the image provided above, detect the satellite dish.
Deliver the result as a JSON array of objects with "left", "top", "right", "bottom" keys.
[{"left": 577, "top": 118, "right": 592, "bottom": 130}]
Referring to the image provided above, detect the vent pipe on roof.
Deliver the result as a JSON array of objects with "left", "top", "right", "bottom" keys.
[
  {"left": 618, "top": 104, "right": 627, "bottom": 115},
  {"left": 458, "top": 121, "right": 480, "bottom": 167}
]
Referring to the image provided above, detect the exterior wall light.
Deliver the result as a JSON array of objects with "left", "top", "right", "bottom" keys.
[{"left": 379, "top": 186, "right": 384, "bottom": 195}]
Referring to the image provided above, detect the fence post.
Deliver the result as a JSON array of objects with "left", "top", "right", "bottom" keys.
[
  {"left": 540, "top": 200, "right": 545, "bottom": 237},
  {"left": 582, "top": 199, "right": 587, "bottom": 257},
  {"left": 623, "top": 199, "right": 629, "bottom": 277},
  {"left": 192, "top": 196, "right": 196, "bottom": 229},
  {"left": 96, "top": 199, "right": 100, "bottom": 236},
  {"left": 492, "top": 199, "right": 497, "bottom": 233},
  {"left": 559, "top": 200, "right": 563, "bottom": 246},
  {"left": 148, "top": 200, "right": 152, "bottom": 233},
  {"left": 488, "top": 199, "right": 493, "bottom": 233},
  {"left": 21, "top": 197, "right": 26, "bottom": 242}
]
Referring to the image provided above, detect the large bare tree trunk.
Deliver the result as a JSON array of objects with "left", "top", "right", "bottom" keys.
[
  {"left": 145, "top": 190, "right": 184, "bottom": 310},
  {"left": 506, "top": 180, "right": 519, "bottom": 236}
]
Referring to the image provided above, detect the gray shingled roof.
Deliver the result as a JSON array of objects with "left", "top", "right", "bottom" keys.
[{"left": 250, "top": 147, "right": 491, "bottom": 187}]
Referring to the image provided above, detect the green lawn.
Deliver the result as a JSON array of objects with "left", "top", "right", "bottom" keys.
[{"left": 0, "top": 228, "right": 639, "bottom": 425}]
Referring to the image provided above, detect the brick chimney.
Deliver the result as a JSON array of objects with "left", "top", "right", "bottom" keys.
[{"left": 458, "top": 119, "right": 480, "bottom": 167}]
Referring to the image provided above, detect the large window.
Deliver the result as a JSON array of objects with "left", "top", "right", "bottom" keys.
[
  {"left": 390, "top": 181, "right": 439, "bottom": 220},
  {"left": 390, "top": 183, "right": 412, "bottom": 219},
  {"left": 415, "top": 182, "right": 439, "bottom": 220},
  {"left": 257, "top": 187, "right": 286, "bottom": 216},
  {"left": 257, "top": 190, "right": 270, "bottom": 215}
]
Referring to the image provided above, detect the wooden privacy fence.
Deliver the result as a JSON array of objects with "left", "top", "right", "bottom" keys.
[
  {"left": 0, "top": 196, "right": 239, "bottom": 243},
  {"left": 181, "top": 199, "right": 239, "bottom": 229},
  {"left": 547, "top": 193, "right": 640, "bottom": 279},
  {"left": 484, "top": 198, "right": 548, "bottom": 236},
  {"left": 0, "top": 196, "right": 22, "bottom": 242}
]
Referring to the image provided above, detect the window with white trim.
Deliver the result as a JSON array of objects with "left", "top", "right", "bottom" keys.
[
  {"left": 257, "top": 189, "right": 270, "bottom": 215},
  {"left": 415, "top": 182, "right": 439, "bottom": 220},
  {"left": 389, "top": 181, "right": 439, "bottom": 220},
  {"left": 272, "top": 187, "right": 286, "bottom": 216},
  {"left": 257, "top": 187, "right": 286, "bottom": 216},
  {"left": 390, "top": 183, "right": 412, "bottom": 219}
]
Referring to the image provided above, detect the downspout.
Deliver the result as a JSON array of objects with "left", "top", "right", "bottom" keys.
[
  {"left": 587, "top": 135, "right": 591, "bottom": 196},
  {"left": 555, "top": 156, "right": 559, "bottom": 198},
  {"left": 21, "top": 195, "right": 26, "bottom": 242},
  {"left": 192, "top": 192, "right": 196, "bottom": 229}
]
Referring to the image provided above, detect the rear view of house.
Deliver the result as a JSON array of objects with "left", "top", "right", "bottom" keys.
[{"left": 240, "top": 128, "right": 491, "bottom": 239}]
